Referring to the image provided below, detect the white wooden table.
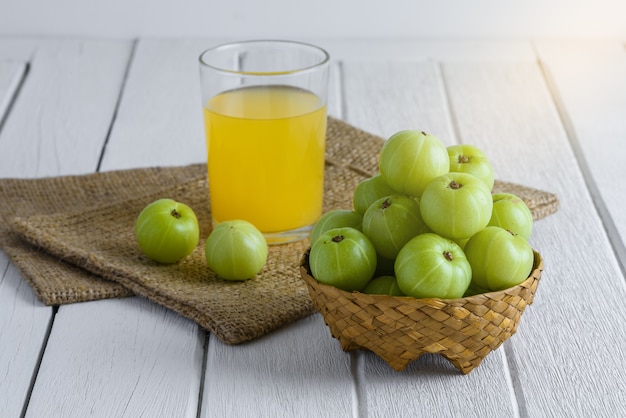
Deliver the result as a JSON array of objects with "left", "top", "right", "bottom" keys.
[{"left": 1, "top": 38, "right": 625, "bottom": 417}]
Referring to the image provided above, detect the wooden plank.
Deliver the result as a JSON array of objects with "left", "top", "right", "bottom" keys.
[
  {"left": 441, "top": 59, "right": 626, "bottom": 416},
  {"left": 23, "top": 38, "right": 208, "bottom": 417},
  {"left": 1, "top": 39, "right": 135, "bottom": 415},
  {"left": 339, "top": 59, "right": 518, "bottom": 417},
  {"left": 99, "top": 38, "right": 208, "bottom": 171},
  {"left": 339, "top": 60, "right": 455, "bottom": 139},
  {"left": 0, "top": 38, "right": 134, "bottom": 417},
  {"left": 0, "top": 39, "right": 200, "bottom": 416},
  {"left": 0, "top": 257, "right": 52, "bottom": 418},
  {"left": 0, "top": 39, "right": 131, "bottom": 178},
  {"left": 25, "top": 299, "right": 204, "bottom": 417},
  {"left": 0, "top": 57, "right": 52, "bottom": 418},
  {"left": 535, "top": 40, "right": 626, "bottom": 275},
  {"left": 0, "top": 60, "right": 26, "bottom": 122},
  {"left": 201, "top": 315, "right": 355, "bottom": 417}
]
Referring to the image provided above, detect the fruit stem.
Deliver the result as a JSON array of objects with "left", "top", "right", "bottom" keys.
[
  {"left": 332, "top": 235, "right": 344, "bottom": 243},
  {"left": 458, "top": 155, "right": 471, "bottom": 164},
  {"left": 381, "top": 198, "right": 392, "bottom": 209},
  {"left": 449, "top": 181, "right": 463, "bottom": 190},
  {"left": 170, "top": 209, "right": 182, "bottom": 219},
  {"left": 443, "top": 251, "right": 454, "bottom": 261}
]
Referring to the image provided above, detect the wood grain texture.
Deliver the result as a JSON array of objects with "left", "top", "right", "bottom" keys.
[
  {"left": 100, "top": 39, "right": 208, "bottom": 171},
  {"left": 0, "top": 55, "right": 39, "bottom": 418},
  {"left": 0, "top": 257, "right": 52, "bottom": 418},
  {"left": 201, "top": 315, "right": 355, "bottom": 418},
  {"left": 0, "top": 48, "right": 54, "bottom": 418},
  {"left": 25, "top": 298, "right": 204, "bottom": 418},
  {"left": 0, "top": 38, "right": 130, "bottom": 417},
  {"left": 0, "top": 39, "right": 133, "bottom": 178},
  {"left": 9, "top": 38, "right": 205, "bottom": 417},
  {"left": 3, "top": 37, "right": 626, "bottom": 417},
  {"left": 535, "top": 40, "right": 626, "bottom": 278},
  {"left": 441, "top": 59, "right": 626, "bottom": 416},
  {"left": 340, "top": 60, "right": 455, "bottom": 141},
  {"left": 0, "top": 60, "right": 26, "bottom": 122}
]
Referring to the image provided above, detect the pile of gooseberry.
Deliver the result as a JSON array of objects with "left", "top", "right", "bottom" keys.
[{"left": 309, "top": 130, "right": 535, "bottom": 299}]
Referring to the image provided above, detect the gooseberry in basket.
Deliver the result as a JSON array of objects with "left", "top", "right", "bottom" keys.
[
  {"left": 420, "top": 172, "right": 493, "bottom": 240},
  {"left": 379, "top": 130, "right": 449, "bottom": 197},
  {"left": 310, "top": 209, "right": 363, "bottom": 246},
  {"left": 463, "top": 226, "right": 534, "bottom": 291},
  {"left": 309, "top": 227, "right": 377, "bottom": 291},
  {"left": 447, "top": 144, "right": 495, "bottom": 191},
  {"left": 488, "top": 193, "right": 534, "bottom": 240},
  {"left": 362, "top": 195, "right": 430, "bottom": 260},
  {"left": 135, "top": 198, "right": 200, "bottom": 264},
  {"left": 362, "top": 275, "right": 405, "bottom": 296},
  {"left": 352, "top": 174, "right": 397, "bottom": 214},
  {"left": 395, "top": 233, "right": 472, "bottom": 299},
  {"left": 205, "top": 220, "right": 268, "bottom": 281}
]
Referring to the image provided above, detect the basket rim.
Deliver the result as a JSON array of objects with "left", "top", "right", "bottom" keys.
[{"left": 300, "top": 249, "right": 543, "bottom": 306}]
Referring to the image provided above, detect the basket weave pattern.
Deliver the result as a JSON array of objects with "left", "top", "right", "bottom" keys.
[{"left": 300, "top": 251, "right": 543, "bottom": 374}]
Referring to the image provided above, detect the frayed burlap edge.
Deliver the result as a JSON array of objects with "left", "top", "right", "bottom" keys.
[
  {"left": 0, "top": 164, "right": 206, "bottom": 304},
  {"left": 10, "top": 164, "right": 366, "bottom": 344}
]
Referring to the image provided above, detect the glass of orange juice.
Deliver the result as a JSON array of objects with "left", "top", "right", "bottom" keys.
[{"left": 199, "top": 40, "right": 330, "bottom": 244}]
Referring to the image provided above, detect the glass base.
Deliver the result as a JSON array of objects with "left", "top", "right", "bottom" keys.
[
  {"left": 212, "top": 218, "right": 312, "bottom": 246},
  {"left": 263, "top": 224, "right": 313, "bottom": 245}
]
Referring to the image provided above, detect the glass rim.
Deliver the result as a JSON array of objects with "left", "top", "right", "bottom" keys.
[{"left": 198, "top": 39, "right": 330, "bottom": 76}]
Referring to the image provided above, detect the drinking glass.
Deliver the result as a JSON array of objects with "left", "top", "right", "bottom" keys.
[{"left": 199, "top": 40, "right": 330, "bottom": 244}]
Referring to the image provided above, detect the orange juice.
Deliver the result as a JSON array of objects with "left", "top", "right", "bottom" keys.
[{"left": 203, "top": 85, "right": 327, "bottom": 237}]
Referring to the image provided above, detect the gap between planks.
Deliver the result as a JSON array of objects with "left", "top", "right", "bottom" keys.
[{"left": 533, "top": 45, "right": 626, "bottom": 288}]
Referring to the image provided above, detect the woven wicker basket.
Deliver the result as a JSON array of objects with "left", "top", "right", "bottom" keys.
[{"left": 300, "top": 250, "right": 543, "bottom": 374}]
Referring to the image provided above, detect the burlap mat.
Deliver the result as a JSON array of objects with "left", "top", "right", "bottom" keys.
[{"left": 0, "top": 117, "right": 559, "bottom": 344}]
